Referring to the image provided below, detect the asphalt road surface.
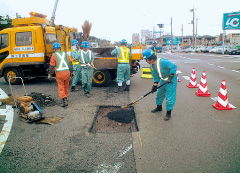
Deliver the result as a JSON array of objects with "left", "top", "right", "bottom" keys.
[{"left": 0, "top": 52, "right": 239, "bottom": 172}]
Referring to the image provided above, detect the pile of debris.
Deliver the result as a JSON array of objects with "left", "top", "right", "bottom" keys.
[{"left": 29, "top": 92, "right": 56, "bottom": 108}]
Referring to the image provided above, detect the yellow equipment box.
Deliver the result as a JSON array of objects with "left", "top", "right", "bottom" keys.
[{"left": 141, "top": 67, "right": 153, "bottom": 78}]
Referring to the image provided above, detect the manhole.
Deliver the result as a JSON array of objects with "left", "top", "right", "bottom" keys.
[{"left": 89, "top": 106, "right": 139, "bottom": 133}]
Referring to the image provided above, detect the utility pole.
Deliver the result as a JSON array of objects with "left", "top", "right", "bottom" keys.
[
  {"left": 171, "top": 17, "right": 173, "bottom": 53},
  {"left": 181, "top": 24, "right": 183, "bottom": 49},
  {"left": 157, "top": 24, "right": 164, "bottom": 45},
  {"left": 195, "top": 17, "right": 198, "bottom": 50},
  {"left": 190, "top": 8, "right": 195, "bottom": 50}
]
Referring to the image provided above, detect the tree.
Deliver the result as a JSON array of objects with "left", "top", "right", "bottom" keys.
[
  {"left": 82, "top": 20, "right": 92, "bottom": 41},
  {"left": 0, "top": 15, "right": 12, "bottom": 31}
]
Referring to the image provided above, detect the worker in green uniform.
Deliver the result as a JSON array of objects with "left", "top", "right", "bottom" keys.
[
  {"left": 111, "top": 39, "right": 132, "bottom": 93},
  {"left": 142, "top": 49, "right": 177, "bottom": 121},
  {"left": 76, "top": 41, "right": 94, "bottom": 98}
]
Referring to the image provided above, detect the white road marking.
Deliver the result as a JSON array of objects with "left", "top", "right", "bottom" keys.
[
  {"left": 0, "top": 88, "right": 14, "bottom": 154},
  {"left": 182, "top": 76, "right": 190, "bottom": 80},
  {"left": 177, "top": 70, "right": 182, "bottom": 73},
  {"left": 96, "top": 144, "right": 133, "bottom": 172},
  {"left": 183, "top": 62, "right": 197, "bottom": 64},
  {"left": 217, "top": 66, "right": 225, "bottom": 69},
  {"left": 231, "top": 70, "right": 240, "bottom": 73},
  {"left": 211, "top": 97, "right": 237, "bottom": 109},
  {"left": 208, "top": 63, "right": 214, "bottom": 66}
]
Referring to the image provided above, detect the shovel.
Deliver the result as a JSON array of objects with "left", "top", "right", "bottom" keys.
[{"left": 121, "top": 82, "right": 168, "bottom": 108}]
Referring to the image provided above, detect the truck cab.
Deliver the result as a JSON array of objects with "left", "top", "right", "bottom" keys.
[{"left": 0, "top": 13, "right": 57, "bottom": 84}]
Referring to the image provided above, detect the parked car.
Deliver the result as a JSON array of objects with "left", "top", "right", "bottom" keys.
[
  {"left": 195, "top": 46, "right": 202, "bottom": 53},
  {"left": 216, "top": 46, "right": 231, "bottom": 54},
  {"left": 229, "top": 45, "right": 240, "bottom": 55},
  {"left": 209, "top": 46, "right": 219, "bottom": 53},
  {"left": 183, "top": 46, "right": 195, "bottom": 53},
  {"left": 204, "top": 46, "right": 213, "bottom": 53}
]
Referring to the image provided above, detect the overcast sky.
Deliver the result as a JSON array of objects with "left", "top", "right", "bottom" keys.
[{"left": 0, "top": 0, "right": 240, "bottom": 43}]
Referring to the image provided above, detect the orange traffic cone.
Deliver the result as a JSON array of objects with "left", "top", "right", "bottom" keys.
[
  {"left": 187, "top": 68, "right": 198, "bottom": 88},
  {"left": 177, "top": 72, "right": 181, "bottom": 82},
  {"left": 196, "top": 71, "right": 211, "bottom": 97},
  {"left": 212, "top": 80, "right": 232, "bottom": 110}
]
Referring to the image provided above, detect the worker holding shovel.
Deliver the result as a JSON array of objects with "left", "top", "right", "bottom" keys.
[{"left": 142, "top": 49, "right": 177, "bottom": 121}]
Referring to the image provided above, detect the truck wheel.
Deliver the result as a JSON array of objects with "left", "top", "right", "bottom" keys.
[
  {"left": 4, "top": 68, "right": 22, "bottom": 85},
  {"left": 93, "top": 70, "right": 111, "bottom": 87}
]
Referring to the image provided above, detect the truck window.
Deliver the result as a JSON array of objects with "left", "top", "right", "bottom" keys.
[
  {"left": 0, "top": 34, "right": 9, "bottom": 50},
  {"left": 45, "top": 33, "right": 57, "bottom": 44},
  {"left": 16, "top": 32, "right": 32, "bottom": 46}
]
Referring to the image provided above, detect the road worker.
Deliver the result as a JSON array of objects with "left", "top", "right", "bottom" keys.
[
  {"left": 76, "top": 41, "right": 94, "bottom": 98},
  {"left": 71, "top": 39, "right": 82, "bottom": 92},
  {"left": 142, "top": 49, "right": 177, "bottom": 121},
  {"left": 111, "top": 39, "right": 131, "bottom": 93},
  {"left": 151, "top": 41, "right": 158, "bottom": 55},
  {"left": 48, "top": 42, "right": 74, "bottom": 107}
]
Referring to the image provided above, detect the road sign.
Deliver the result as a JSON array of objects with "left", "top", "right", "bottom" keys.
[
  {"left": 223, "top": 11, "right": 240, "bottom": 30},
  {"left": 166, "top": 37, "right": 180, "bottom": 45}
]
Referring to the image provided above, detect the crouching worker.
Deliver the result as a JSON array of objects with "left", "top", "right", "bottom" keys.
[
  {"left": 142, "top": 49, "right": 177, "bottom": 121},
  {"left": 48, "top": 42, "right": 74, "bottom": 107}
]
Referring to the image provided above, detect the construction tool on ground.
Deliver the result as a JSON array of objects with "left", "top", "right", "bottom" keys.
[
  {"left": 8, "top": 77, "right": 43, "bottom": 122},
  {"left": 121, "top": 82, "right": 168, "bottom": 108}
]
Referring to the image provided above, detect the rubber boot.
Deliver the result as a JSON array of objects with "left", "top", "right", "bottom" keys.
[
  {"left": 86, "top": 92, "right": 90, "bottom": 98},
  {"left": 151, "top": 105, "right": 162, "bottom": 113},
  {"left": 61, "top": 98, "right": 68, "bottom": 107},
  {"left": 114, "top": 86, "right": 123, "bottom": 93},
  {"left": 164, "top": 110, "right": 172, "bottom": 121},
  {"left": 124, "top": 85, "right": 130, "bottom": 91},
  {"left": 71, "top": 86, "right": 79, "bottom": 92}
]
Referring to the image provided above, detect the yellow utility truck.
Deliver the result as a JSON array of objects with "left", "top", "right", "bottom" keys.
[
  {"left": 91, "top": 43, "right": 143, "bottom": 87},
  {"left": 0, "top": 12, "right": 78, "bottom": 85}
]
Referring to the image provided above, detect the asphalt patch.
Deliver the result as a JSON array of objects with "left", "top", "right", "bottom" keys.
[{"left": 89, "top": 106, "right": 139, "bottom": 133}]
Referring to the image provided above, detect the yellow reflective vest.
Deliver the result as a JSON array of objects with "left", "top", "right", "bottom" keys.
[
  {"left": 71, "top": 49, "right": 80, "bottom": 65},
  {"left": 118, "top": 46, "right": 130, "bottom": 63}
]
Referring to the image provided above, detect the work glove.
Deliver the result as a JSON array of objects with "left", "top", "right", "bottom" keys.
[
  {"left": 151, "top": 85, "right": 158, "bottom": 93},
  {"left": 48, "top": 74, "right": 52, "bottom": 81},
  {"left": 167, "top": 74, "right": 174, "bottom": 83},
  {"left": 70, "top": 72, "right": 75, "bottom": 79}
]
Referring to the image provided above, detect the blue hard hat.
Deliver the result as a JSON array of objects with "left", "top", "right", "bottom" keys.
[
  {"left": 81, "top": 41, "right": 89, "bottom": 48},
  {"left": 71, "top": 39, "right": 79, "bottom": 46},
  {"left": 153, "top": 41, "right": 157, "bottom": 44},
  {"left": 53, "top": 42, "right": 61, "bottom": 49},
  {"left": 121, "top": 39, "right": 127, "bottom": 44},
  {"left": 142, "top": 49, "right": 155, "bottom": 60}
]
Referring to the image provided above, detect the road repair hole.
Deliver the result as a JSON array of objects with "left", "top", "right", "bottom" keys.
[{"left": 89, "top": 106, "right": 139, "bottom": 133}]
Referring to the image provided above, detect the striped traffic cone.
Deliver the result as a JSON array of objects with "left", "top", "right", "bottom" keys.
[
  {"left": 187, "top": 68, "right": 198, "bottom": 88},
  {"left": 196, "top": 71, "right": 211, "bottom": 97},
  {"left": 177, "top": 72, "right": 181, "bottom": 82},
  {"left": 212, "top": 80, "right": 232, "bottom": 110}
]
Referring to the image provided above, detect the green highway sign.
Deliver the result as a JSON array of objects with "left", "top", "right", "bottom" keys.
[
  {"left": 223, "top": 11, "right": 240, "bottom": 30},
  {"left": 166, "top": 37, "right": 180, "bottom": 45}
]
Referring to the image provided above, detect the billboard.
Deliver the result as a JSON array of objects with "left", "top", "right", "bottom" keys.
[{"left": 223, "top": 11, "right": 240, "bottom": 30}]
